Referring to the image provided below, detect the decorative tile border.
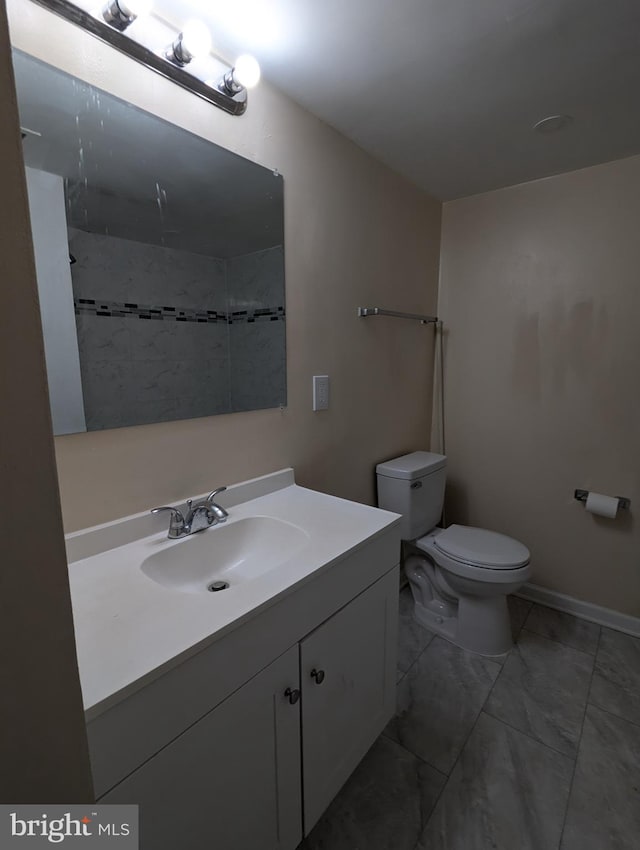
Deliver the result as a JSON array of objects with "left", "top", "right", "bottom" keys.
[{"left": 75, "top": 298, "right": 285, "bottom": 324}]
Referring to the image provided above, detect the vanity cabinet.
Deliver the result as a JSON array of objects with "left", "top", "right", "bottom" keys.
[
  {"left": 103, "top": 645, "right": 303, "bottom": 850},
  {"left": 99, "top": 567, "right": 398, "bottom": 849},
  {"left": 300, "top": 570, "right": 397, "bottom": 833}
]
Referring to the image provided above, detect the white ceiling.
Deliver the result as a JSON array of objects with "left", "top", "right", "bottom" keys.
[{"left": 158, "top": 0, "right": 640, "bottom": 200}]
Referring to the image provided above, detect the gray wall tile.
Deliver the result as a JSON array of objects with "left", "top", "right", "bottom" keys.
[
  {"left": 70, "top": 230, "right": 227, "bottom": 310},
  {"left": 76, "top": 315, "right": 131, "bottom": 362},
  {"left": 227, "top": 245, "right": 284, "bottom": 309},
  {"left": 72, "top": 232, "right": 285, "bottom": 428}
]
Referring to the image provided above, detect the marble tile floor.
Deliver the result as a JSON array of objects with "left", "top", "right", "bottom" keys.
[{"left": 301, "top": 589, "right": 640, "bottom": 850}]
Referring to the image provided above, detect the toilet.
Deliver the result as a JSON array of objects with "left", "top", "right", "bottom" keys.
[{"left": 377, "top": 451, "right": 531, "bottom": 656}]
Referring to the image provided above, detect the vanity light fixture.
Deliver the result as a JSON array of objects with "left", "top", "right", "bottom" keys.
[
  {"left": 165, "top": 19, "right": 212, "bottom": 67},
  {"left": 28, "top": 0, "right": 255, "bottom": 115},
  {"left": 101, "top": 0, "right": 152, "bottom": 31},
  {"left": 220, "top": 54, "right": 261, "bottom": 94}
]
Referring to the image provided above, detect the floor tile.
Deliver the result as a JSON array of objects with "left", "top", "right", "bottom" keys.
[
  {"left": 560, "top": 704, "right": 640, "bottom": 850},
  {"left": 485, "top": 630, "right": 594, "bottom": 756},
  {"left": 589, "top": 627, "right": 640, "bottom": 725},
  {"left": 301, "top": 735, "right": 445, "bottom": 850},
  {"left": 507, "top": 595, "right": 532, "bottom": 640},
  {"left": 523, "top": 604, "right": 600, "bottom": 654},
  {"left": 417, "top": 712, "right": 573, "bottom": 850},
  {"left": 385, "top": 637, "right": 501, "bottom": 774},
  {"left": 396, "top": 586, "right": 435, "bottom": 676}
]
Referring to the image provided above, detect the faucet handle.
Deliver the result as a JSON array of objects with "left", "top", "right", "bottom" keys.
[
  {"left": 206, "top": 486, "right": 227, "bottom": 502},
  {"left": 150, "top": 506, "right": 185, "bottom": 539},
  {"left": 151, "top": 506, "right": 184, "bottom": 518},
  {"left": 206, "top": 486, "right": 229, "bottom": 522}
]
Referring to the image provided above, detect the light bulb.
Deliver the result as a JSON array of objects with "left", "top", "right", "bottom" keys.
[
  {"left": 232, "top": 55, "right": 261, "bottom": 90},
  {"left": 181, "top": 19, "right": 212, "bottom": 59}
]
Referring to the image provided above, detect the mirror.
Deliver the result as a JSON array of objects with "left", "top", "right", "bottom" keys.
[{"left": 12, "top": 50, "right": 286, "bottom": 435}]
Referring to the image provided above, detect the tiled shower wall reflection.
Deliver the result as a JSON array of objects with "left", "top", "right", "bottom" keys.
[
  {"left": 228, "top": 248, "right": 286, "bottom": 413},
  {"left": 70, "top": 230, "right": 285, "bottom": 429}
]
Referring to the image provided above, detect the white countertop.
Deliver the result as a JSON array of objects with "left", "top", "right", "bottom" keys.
[{"left": 67, "top": 471, "right": 400, "bottom": 719}]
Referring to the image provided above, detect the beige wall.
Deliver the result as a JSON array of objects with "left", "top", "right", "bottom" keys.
[
  {"left": 439, "top": 155, "right": 640, "bottom": 617},
  {"left": 8, "top": 0, "right": 441, "bottom": 532},
  {"left": 0, "top": 0, "right": 93, "bottom": 801}
]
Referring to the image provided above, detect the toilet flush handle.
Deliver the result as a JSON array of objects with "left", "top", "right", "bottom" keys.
[{"left": 411, "top": 481, "right": 422, "bottom": 489}]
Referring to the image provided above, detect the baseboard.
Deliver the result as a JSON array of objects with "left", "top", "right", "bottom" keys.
[{"left": 517, "top": 583, "right": 640, "bottom": 639}]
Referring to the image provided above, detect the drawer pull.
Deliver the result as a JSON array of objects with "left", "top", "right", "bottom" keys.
[{"left": 310, "top": 668, "right": 325, "bottom": 685}]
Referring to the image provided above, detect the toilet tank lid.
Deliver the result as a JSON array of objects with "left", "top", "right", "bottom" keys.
[{"left": 376, "top": 451, "right": 447, "bottom": 480}]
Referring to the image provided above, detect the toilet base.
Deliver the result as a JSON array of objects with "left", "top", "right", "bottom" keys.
[{"left": 412, "top": 591, "right": 513, "bottom": 657}]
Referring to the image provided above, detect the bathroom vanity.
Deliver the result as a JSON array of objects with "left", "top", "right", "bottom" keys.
[{"left": 66, "top": 470, "right": 401, "bottom": 849}]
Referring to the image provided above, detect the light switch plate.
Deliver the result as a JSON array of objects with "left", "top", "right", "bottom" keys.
[{"left": 312, "top": 375, "right": 330, "bottom": 411}]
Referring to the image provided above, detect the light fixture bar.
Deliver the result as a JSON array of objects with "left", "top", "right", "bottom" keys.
[
  {"left": 27, "top": 0, "right": 247, "bottom": 116},
  {"left": 101, "top": 0, "right": 147, "bottom": 32}
]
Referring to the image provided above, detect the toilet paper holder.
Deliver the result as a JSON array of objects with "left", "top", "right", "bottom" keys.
[{"left": 574, "top": 489, "right": 630, "bottom": 511}]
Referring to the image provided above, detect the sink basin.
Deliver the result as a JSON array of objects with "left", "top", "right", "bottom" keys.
[{"left": 141, "top": 516, "right": 310, "bottom": 594}]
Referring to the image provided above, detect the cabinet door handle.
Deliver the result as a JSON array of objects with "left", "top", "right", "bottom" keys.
[
  {"left": 310, "top": 668, "right": 325, "bottom": 685},
  {"left": 284, "top": 687, "right": 301, "bottom": 705}
]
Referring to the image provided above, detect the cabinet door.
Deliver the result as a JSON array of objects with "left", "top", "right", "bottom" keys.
[
  {"left": 300, "top": 567, "right": 399, "bottom": 833},
  {"left": 102, "top": 645, "right": 301, "bottom": 850}
]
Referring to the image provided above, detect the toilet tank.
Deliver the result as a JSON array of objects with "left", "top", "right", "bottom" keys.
[{"left": 376, "top": 451, "right": 447, "bottom": 540}]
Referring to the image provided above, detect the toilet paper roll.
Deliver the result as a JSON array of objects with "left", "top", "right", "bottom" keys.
[{"left": 585, "top": 491, "right": 619, "bottom": 519}]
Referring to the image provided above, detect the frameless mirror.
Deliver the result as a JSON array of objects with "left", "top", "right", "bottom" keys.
[{"left": 12, "top": 50, "right": 286, "bottom": 435}]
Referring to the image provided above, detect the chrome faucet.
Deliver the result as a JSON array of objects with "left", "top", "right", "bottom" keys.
[{"left": 151, "top": 486, "right": 228, "bottom": 539}]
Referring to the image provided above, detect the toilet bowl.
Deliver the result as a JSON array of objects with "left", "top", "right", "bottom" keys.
[{"left": 376, "top": 452, "right": 531, "bottom": 656}]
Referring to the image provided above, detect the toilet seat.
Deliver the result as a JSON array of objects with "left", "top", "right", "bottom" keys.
[
  {"left": 415, "top": 524, "right": 530, "bottom": 584},
  {"left": 433, "top": 524, "right": 530, "bottom": 569}
]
